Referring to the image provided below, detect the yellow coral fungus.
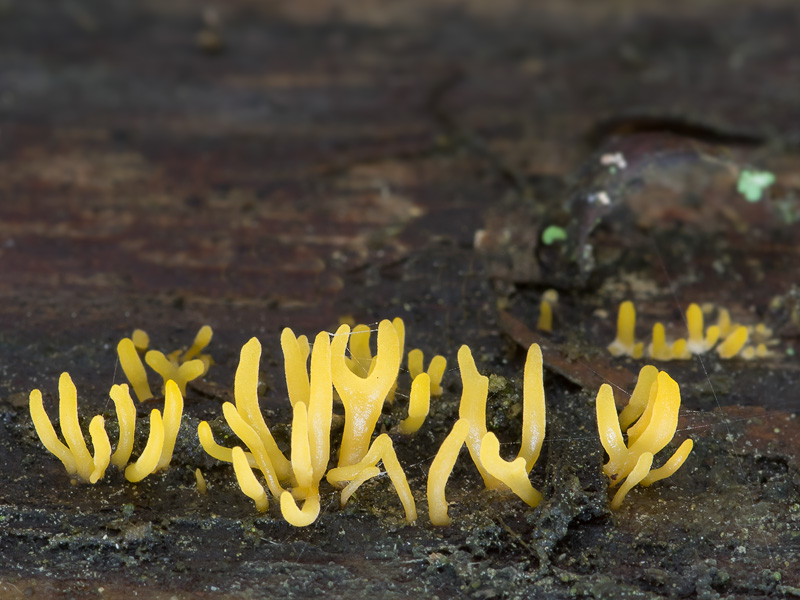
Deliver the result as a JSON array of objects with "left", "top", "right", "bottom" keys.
[
  {"left": 195, "top": 468, "right": 207, "bottom": 494},
  {"left": 197, "top": 337, "right": 292, "bottom": 494},
  {"left": 119, "top": 326, "right": 213, "bottom": 400},
  {"left": 203, "top": 332, "right": 333, "bottom": 525},
  {"left": 685, "top": 303, "right": 720, "bottom": 354},
  {"left": 477, "top": 343, "right": 546, "bottom": 506},
  {"left": 155, "top": 380, "right": 184, "bottom": 471},
  {"left": 124, "top": 409, "right": 165, "bottom": 483},
  {"left": 29, "top": 373, "right": 112, "bottom": 483},
  {"left": 145, "top": 351, "right": 205, "bottom": 396},
  {"left": 717, "top": 326, "right": 749, "bottom": 359},
  {"left": 608, "top": 301, "right": 643, "bottom": 358},
  {"left": 327, "top": 434, "right": 417, "bottom": 522},
  {"left": 117, "top": 338, "right": 153, "bottom": 402},
  {"left": 108, "top": 384, "right": 136, "bottom": 468},
  {"left": 537, "top": 299, "right": 553, "bottom": 332},
  {"left": 647, "top": 323, "right": 672, "bottom": 361},
  {"left": 232, "top": 446, "right": 268, "bottom": 512},
  {"left": 427, "top": 344, "right": 547, "bottom": 524},
  {"left": 428, "top": 419, "right": 470, "bottom": 525},
  {"left": 398, "top": 373, "right": 430, "bottom": 434},
  {"left": 331, "top": 320, "right": 401, "bottom": 467},
  {"left": 596, "top": 370, "right": 693, "bottom": 509},
  {"left": 407, "top": 349, "right": 447, "bottom": 397}
]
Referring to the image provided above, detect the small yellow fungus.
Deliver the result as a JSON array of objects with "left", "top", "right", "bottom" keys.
[
  {"left": 671, "top": 338, "right": 691, "bottom": 360},
  {"left": 145, "top": 351, "right": 205, "bottom": 396},
  {"left": 131, "top": 329, "right": 150, "bottom": 352},
  {"left": 407, "top": 349, "right": 447, "bottom": 397},
  {"left": 476, "top": 343, "right": 546, "bottom": 506},
  {"left": 717, "top": 326, "right": 749, "bottom": 359},
  {"left": 88, "top": 416, "right": 111, "bottom": 484},
  {"left": 280, "top": 490, "right": 321, "bottom": 527},
  {"left": 398, "top": 373, "right": 430, "bottom": 434},
  {"left": 117, "top": 338, "right": 153, "bottom": 402},
  {"left": 195, "top": 468, "right": 207, "bottom": 494},
  {"left": 281, "top": 328, "right": 311, "bottom": 407},
  {"left": 29, "top": 373, "right": 112, "bottom": 483},
  {"left": 327, "top": 434, "right": 417, "bottom": 522},
  {"left": 108, "top": 384, "right": 136, "bottom": 468},
  {"left": 685, "top": 303, "right": 720, "bottom": 354},
  {"left": 155, "top": 380, "right": 184, "bottom": 471},
  {"left": 717, "top": 308, "right": 733, "bottom": 337},
  {"left": 331, "top": 320, "right": 401, "bottom": 467},
  {"left": 232, "top": 446, "right": 268, "bottom": 512},
  {"left": 596, "top": 370, "right": 693, "bottom": 509},
  {"left": 617, "top": 365, "right": 658, "bottom": 432},
  {"left": 427, "top": 344, "right": 547, "bottom": 524},
  {"left": 181, "top": 325, "right": 213, "bottom": 365},
  {"left": 647, "top": 323, "right": 672, "bottom": 361},
  {"left": 427, "top": 418, "right": 470, "bottom": 526},
  {"left": 119, "top": 326, "right": 213, "bottom": 399},
  {"left": 124, "top": 409, "right": 165, "bottom": 483},
  {"left": 608, "top": 301, "right": 643, "bottom": 359},
  {"left": 537, "top": 300, "right": 553, "bottom": 332},
  {"left": 479, "top": 433, "right": 542, "bottom": 507},
  {"left": 454, "top": 345, "right": 502, "bottom": 489}
]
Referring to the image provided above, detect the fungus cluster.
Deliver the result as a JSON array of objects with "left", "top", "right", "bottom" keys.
[
  {"left": 608, "top": 301, "right": 775, "bottom": 361},
  {"left": 596, "top": 366, "right": 693, "bottom": 508},
  {"left": 30, "top": 375, "right": 184, "bottom": 484},
  {"left": 118, "top": 326, "right": 213, "bottom": 401},
  {"left": 27, "top": 316, "right": 694, "bottom": 525}
]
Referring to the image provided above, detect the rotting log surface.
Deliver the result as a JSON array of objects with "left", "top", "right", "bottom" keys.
[{"left": 1, "top": 1, "right": 799, "bottom": 598}]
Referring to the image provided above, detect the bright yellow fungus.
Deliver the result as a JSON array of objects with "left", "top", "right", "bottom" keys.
[
  {"left": 131, "top": 329, "right": 150, "bottom": 352},
  {"left": 647, "top": 323, "right": 672, "bottom": 361},
  {"left": 145, "top": 351, "right": 205, "bottom": 396},
  {"left": 397, "top": 373, "right": 430, "bottom": 434},
  {"left": 124, "top": 409, "right": 165, "bottom": 483},
  {"left": 427, "top": 344, "right": 546, "bottom": 525},
  {"left": 195, "top": 468, "right": 207, "bottom": 494},
  {"left": 327, "top": 434, "right": 417, "bottom": 522},
  {"left": 108, "top": 383, "right": 136, "bottom": 468},
  {"left": 608, "top": 301, "right": 643, "bottom": 358},
  {"left": 717, "top": 326, "right": 749, "bottom": 359},
  {"left": 118, "top": 326, "right": 213, "bottom": 400},
  {"left": 428, "top": 419, "right": 470, "bottom": 526},
  {"left": 155, "top": 380, "right": 184, "bottom": 471},
  {"left": 407, "top": 349, "right": 447, "bottom": 397},
  {"left": 537, "top": 300, "right": 553, "bottom": 332},
  {"left": 203, "top": 332, "right": 333, "bottom": 525},
  {"left": 596, "top": 370, "right": 693, "bottom": 509},
  {"left": 331, "top": 320, "right": 401, "bottom": 467},
  {"left": 685, "top": 303, "right": 720, "bottom": 354},
  {"left": 117, "top": 338, "right": 153, "bottom": 402},
  {"left": 232, "top": 446, "right": 268, "bottom": 512},
  {"left": 29, "top": 373, "right": 112, "bottom": 483}
]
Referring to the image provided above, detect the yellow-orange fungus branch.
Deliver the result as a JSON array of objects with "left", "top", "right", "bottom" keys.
[
  {"left": 456, "top": 345, "right": 502, "bottom": 489},
  {"left": 407, "top": 349, "right": 447, "bottom": 397},
  {"left": 398, "top": 373, "right": 430, "bottom": 434},
  {"left": 125, "top": 409, "right": 165, "bottom": 482},
  {"left": 427, "top": 419, "right": 470, "bottom": 526},
  {"left": 29, "top": 373, "right": 112, "bottom": 483},
  {"left": 145, "top": 351, "right": 205, "bottom": 396},
  {"left": 331, "top": 320, "right": 401, "bottom": 467},
  {"left": 327, "top": 434, "right": 416, "bottom": 523},
  {"left": 596, "top": 370, "right": 693, "bottom": 509},
  {"left": 156, "top": 380, "right": 184, "bottom": 471},
  {"left": 233, "top": 446, "right": 268, "bottom": 512},
  {"left": 117, "top": 338, "right": 153, "bottom": 402},
  {"left": 109, "top": 384, "right": 136, "bottom": 468},
  {"left": 607, "top": 301, "right": 643, "bottom": 358}
]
